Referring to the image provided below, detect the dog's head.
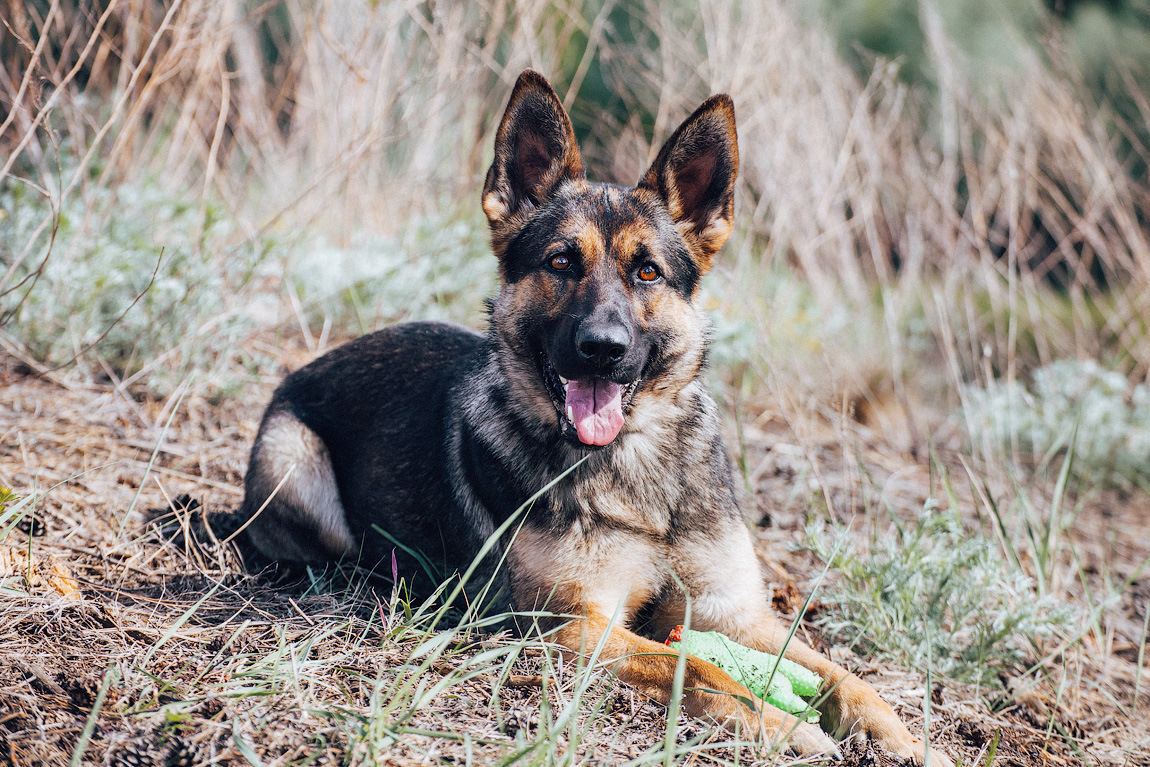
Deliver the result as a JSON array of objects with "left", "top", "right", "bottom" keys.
[{"left": 483, "top": 70, "right": 738, "bottom": 449}]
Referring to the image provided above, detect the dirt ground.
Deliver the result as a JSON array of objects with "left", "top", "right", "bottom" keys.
[{"left": 1, "top": 349, "right": 1148, "bottom": 767}]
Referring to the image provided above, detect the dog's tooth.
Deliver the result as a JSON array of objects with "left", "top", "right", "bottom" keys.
[
  {"left": 565, "top": 405, "right": 574, "bottom": 423},
  {"left": 559, "top": 375, "right": 568, "bottom": 385}
]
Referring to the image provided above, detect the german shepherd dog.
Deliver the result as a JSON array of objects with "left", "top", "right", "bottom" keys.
[{"left": 239, "top": 70, "right": 951, "bottom": 764}]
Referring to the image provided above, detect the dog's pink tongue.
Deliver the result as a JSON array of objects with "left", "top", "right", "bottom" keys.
[{"left": 566, "top": 378, "right": 624, "bottom": 446}]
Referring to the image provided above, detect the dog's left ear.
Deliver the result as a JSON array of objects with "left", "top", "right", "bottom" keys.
[
  {"left": 483, "top": 70, "right": 585, "bottom": 256},
  {"left": 638, "top": 95, "right": 738, "bottom": 272}
]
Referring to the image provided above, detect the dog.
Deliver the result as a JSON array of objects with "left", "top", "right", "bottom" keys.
[{"left": 238, "top": 69, "right": 952, "bottom": 764}]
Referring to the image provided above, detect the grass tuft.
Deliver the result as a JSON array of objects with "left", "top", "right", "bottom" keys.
[
  {"left": 964, "top": 358, "right": 1150, "bottom": 490},
  {"left": 0, "top": 176, "right": 267, "bottom": 395},
  {"left": 803, "top": 499, "right": 1073, "bottom": 688}
]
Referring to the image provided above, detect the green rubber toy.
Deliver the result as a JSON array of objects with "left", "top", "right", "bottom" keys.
[{"left": 665, "top": 626, "right": 822, "bottom": 722}]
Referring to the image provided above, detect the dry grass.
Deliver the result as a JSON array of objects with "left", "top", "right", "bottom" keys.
[{"left": 3, "top": 0, "right": 1150, "bottom": 765}]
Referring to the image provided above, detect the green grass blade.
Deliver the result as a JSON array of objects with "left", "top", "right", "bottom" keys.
[{"left": 69, "top": 664, "right": 118, "bottom": 767}]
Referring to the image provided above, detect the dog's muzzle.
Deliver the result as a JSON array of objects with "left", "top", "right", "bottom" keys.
[{"left": 538, "top": 351, "right": 639, "bottom": 446}]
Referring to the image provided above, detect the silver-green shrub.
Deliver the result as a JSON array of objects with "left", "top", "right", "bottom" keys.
[
  {"left": 964, "top": 359, "right": 1150, "bottom": 489},
  {"left": 0, "top": 179, "right": 266, "bottom": 395},
  {"left": 285, "top": 211, "right": 496, "bottom": 332},
  {"left": 0, "top": 178, "right": 498, "bottom": 396},
  {"left": 803, "top": 500, "right": 1071, "bottom": 687}
]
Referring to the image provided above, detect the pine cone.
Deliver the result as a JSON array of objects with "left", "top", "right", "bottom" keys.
[
  {"left": 164, "top": 736, "right": 203, "bottom": 767},
  {"left": 111, "top": 742, "right": 159, "bottom": 767}
]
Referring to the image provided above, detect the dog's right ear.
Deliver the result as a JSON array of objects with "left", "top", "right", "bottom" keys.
[{"left": 483, "top": 70, "right": 585, "bottom": 256}]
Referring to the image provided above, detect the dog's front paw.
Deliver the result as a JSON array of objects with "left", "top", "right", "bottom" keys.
[
  {"left": 835, "top": 681, "right": 954, "bottom": 766},
  {"left": 783, "top": 721, "right": 840, "bottom": 760},
  {"left": 724, "top": 705, "right": 838, "bottom": 759},
  {"left": 908, "top": 740, "right": 955, "bottom": 767},
  {"left": 875, "top": 732, "right": 953, "bottom": 767}
]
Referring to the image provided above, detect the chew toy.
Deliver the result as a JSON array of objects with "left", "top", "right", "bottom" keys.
[{"left": 665, "top": 626, "right": 822, "bottom": 722}]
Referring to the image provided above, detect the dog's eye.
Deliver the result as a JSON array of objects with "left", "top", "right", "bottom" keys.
[
  {"left": 549, "top": 254, "right": 572, "bottom": 272},
  {"left": 637, "top": 264, "right": 661, "bottom": 282}
]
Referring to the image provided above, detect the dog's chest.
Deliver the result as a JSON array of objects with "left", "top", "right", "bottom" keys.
[
  {"left": 509, "top": 518, "right": 668, "bottom": 620},
  {"left": 505, "top": 411, "right": 725, "bottom": 619},
  {"left": 510, "top": 476, "right": 678, "bottom": 613}
]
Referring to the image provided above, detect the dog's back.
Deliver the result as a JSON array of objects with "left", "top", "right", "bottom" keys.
[{"left": 241, "top": 321, "right": 500, "bottom": 598}]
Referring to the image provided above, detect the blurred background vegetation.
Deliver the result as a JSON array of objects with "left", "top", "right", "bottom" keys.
[{"left": 3, "top": 0, "right": 1150, "bottom": 482}]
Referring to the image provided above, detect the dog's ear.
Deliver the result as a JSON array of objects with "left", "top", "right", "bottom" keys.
[
  {"left": 638, "top": 95, "right": 738, "bottom": 273},
  {"left": 483, "top": 70, "right": 585, "bottom": 255}
]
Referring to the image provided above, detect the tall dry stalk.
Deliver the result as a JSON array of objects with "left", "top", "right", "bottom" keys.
[{"left": 0, "top": 0, "right": 605, "bottom": 237}]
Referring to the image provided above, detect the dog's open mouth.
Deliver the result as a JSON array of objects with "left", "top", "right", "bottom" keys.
[{"left": 538, "top": 352, "right": 639, "bottom": 447}]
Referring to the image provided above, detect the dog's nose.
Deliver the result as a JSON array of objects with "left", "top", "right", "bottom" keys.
[{"left": 575, "top": 321, "right": 630, "bottom": 369}]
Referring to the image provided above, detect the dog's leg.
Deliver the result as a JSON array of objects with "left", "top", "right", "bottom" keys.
[
  {"left": 669, "top": 523, "right": 954, "bottom": 767},
  {"left": 241, "top": 407, "right": 354, "bottom": 563},
  {"left": 551, "top": 611, "right": 836, "bottom": 757}
]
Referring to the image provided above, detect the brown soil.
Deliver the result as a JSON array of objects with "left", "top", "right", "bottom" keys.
[{"left": 0, "top": 351, "right": 1147, "bottom": 766}]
